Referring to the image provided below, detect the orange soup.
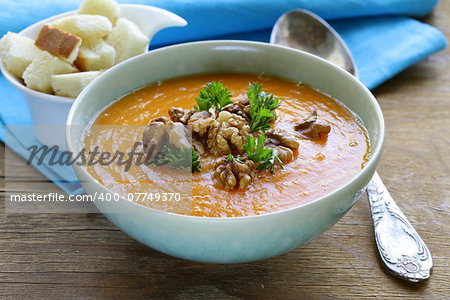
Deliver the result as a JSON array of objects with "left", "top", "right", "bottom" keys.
[{"left": 85, "top": 73, "right": 370, "bottom": 217}]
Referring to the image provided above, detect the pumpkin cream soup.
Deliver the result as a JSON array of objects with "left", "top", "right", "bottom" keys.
[{"left": 84, "top": 73, "right": 370, "bottom": 217}]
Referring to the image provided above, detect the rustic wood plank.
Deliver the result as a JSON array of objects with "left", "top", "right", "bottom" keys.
[{"left": 1, "top": 1, "right": 449, "bottom": 299}]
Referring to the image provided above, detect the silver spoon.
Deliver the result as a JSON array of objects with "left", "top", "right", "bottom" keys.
[{"left": 270, "top": 9, "right": 432, "bottom": 282}]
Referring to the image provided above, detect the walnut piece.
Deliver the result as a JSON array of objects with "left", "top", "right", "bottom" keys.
[
  {"left": 188, "top": 110, "right": 217, "bottom": 138},
  {"left": 264, "top": 126, "right": 299, "bottom": 163},
  {"left": 142, "top": 118, "right": 167, "bottom": 160},
  {"left": 213, "top": 157, "right": 257, "bottom": 190},
  {"left": 168, "top": 107, "right": 195, "bottom": 125},
  {"left": 208, "top": 111, "right": 250, "bottom": 155},
  {"left": 142, "top": 118, "right": 190, "bottom": 160},
  {"left": 222, "top": 94, "right": 251, "bottom": 121},
  {"left": 266, "top": 127, "right": 300, "bottom": 150},
  {"left": 268, "top": 145, "right": 294, "bottom": 163},
  {"left": 222, "top": 94, "right": 278, "bottom": 124},
  {"left": 295, "top": 110, "right": 331, "bottom": 139},
  {"left": 186, "top": 110, "right": 250, "bottom": 156},
  {"left": 191, "top": 139, "right": 205, "bottom": 155},
  {"left": 168, "top": 122, "right": 191, "bottom": 149}
]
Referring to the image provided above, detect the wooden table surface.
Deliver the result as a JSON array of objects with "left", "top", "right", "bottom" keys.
[{"left": 1, "top": 3, "right": 449, "bottom": 299}]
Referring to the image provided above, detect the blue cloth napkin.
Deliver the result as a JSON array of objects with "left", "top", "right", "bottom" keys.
[{"left": 0, "top": 0, "right": 447, "bottom": 195}]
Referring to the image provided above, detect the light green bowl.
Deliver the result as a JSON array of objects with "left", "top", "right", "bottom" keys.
[{"left": 66, "top": 41, "right": 384, "bottom": 263}]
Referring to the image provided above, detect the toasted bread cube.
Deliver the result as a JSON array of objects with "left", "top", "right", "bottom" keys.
[
  {"left": 106, "top": 18, "right": 148, "bottom": 64},
  {"left": 51, "top": 15, "right": 112, "bottom": 42},
  {"left": 35, "top": 25, "right": 82, "bottom": 63},
  {"left": 0, "top": 32, "right": 13, "bottom": 55},
  {"left": 78, "top": 0, "right": 121, "bottom": 25},
  {"left": 0, "top": 32, "right": 41, "bottom": 77},
  {"left": 51, "top": 71, "right": 101, "bottom": 97},
  {"left": 74, "top": 39, "right": 115, "bottom": 71},
  {"left": 23, "top": 51, "right": 78, "bottom": 94}
]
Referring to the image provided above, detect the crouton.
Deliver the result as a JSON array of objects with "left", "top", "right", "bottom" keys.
[
  {"left": 78, "top": 0, "right": 121, "bottom": 25},
  {"left": 51, "top": 71, "right": 101, "bottom": 97},
  {"left": 106, "top": 18, "right": 148, "bottom": 64},
  {"left": 0, "top": 32, "right": 41, "bottom": 77},
  {"left": 34, "top": 25, "right": 81, "bottom": 63},
  {"left": 23, "top": 51, "right": 78, "bottom": 94},
  {"left": 51, "top": 15, "right": 112, "bottom": 42},
  {"left": 0, "top": 32, "right": 12, "bottom": 55},
  {"left": 74, "top": 38, "right": 115, "bottom": 71}
]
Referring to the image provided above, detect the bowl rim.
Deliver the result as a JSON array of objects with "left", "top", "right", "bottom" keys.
[
  {"left": 0, "top": 3, "right": 178, "bottom": 104},
  {"left": 67, "top": 40, "right": 385, "bottom": 221}
]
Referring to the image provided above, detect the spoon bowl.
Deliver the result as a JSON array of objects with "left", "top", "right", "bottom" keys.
[{"left": 271, "top": 9, "right": 357, "bottom": 77}]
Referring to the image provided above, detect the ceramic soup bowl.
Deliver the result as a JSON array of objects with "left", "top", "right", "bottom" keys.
[{"left": 66, "top": 41, "right": 384, "bottom": 263}]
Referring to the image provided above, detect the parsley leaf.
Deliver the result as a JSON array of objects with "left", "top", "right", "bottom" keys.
[
  {"left": 152, "top": 146, "right": 201, "bottom": 172},
  {"left": 244, "top": 135, "right": 283, "bottom": 173},
  {"left": 226, "top": 153, "right": 243, "bottom": 163},
  {"left": 194, "top": 81, "right": 232, "bottom": 112},
  {"left": 247, "top": 82, "right": 280, "bottom": 133},
  {"left": 191, "top": 150, "right": 201, "bottom": 172}
]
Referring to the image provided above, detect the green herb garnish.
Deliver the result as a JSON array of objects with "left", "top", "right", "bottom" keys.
[
  {"left": 244, "top": 135, "right": 283, "bottom": 173},
  {"left": 191, "top": 150, "right": 201, "bottom": 172},
  {"left": 247, "top": 82, "right": 280, "bottom": 133},
  {"left": 194, "top": 81, "right": 232, "bottom": 112},
  {"left": 152, "top": 146, "right": 201, "bottom": 172},
  {"left": 226, "top": 153, "right": 243, "bottom": 163}
]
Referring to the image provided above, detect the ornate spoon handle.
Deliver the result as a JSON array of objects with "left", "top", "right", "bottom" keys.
[{"left": 366, "top": 172, "right": 433, "bottom": 282}]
